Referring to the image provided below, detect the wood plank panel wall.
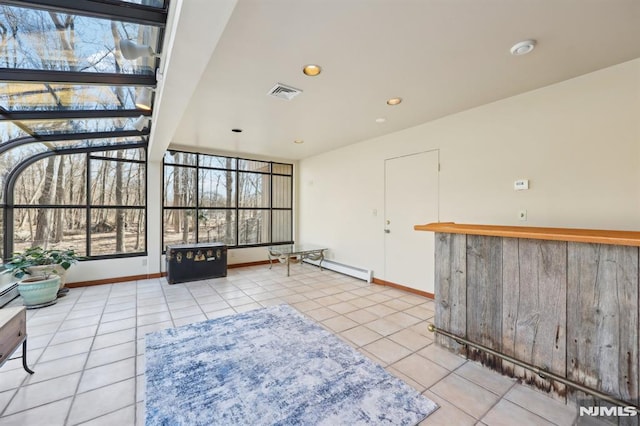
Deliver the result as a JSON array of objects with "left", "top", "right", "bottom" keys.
[
  {"left": 434, "top": 233, "right": 467, "bottom": 352},
  {"left": 567, "top": 243, "right": 639, "bottom": 407},
  {"left": 433, "top": 232, "right": 640, "bottom": 406},
  {"left": 466, "top": 235, "right": 503, "bottom": 369},
  {"left": 501, "top": 238, "right": 567, "bottom": 400}
]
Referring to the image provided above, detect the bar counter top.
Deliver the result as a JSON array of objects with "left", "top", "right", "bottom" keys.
[{"left": 414, "top": 222, "right": 640, "bottom": 247}]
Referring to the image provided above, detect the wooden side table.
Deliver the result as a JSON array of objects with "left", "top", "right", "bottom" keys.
[{"left": 0, "top": 307, "right": 34, "bottom": 374}]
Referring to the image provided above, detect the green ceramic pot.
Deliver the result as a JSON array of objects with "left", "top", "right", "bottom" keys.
[
  {"left": 27, "top": 264, "right": 67, "bottom": 286},
  {"left": 18, "top": 275, "right": 61, "bottom": 308}
]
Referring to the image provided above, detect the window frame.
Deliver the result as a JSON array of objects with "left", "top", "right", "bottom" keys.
[
  {"left": 0, "top": 0, "right": 170, "bottom": 262},
  {"left": 162, "top": 150, "right": 294, "bottom": 251},
  {"left": 2, "top": 143, "right": 148, "bottom": 260}
]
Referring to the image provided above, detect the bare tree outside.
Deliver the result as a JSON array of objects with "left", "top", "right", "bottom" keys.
[
  {"left": 1, "top": 5, "right": 291, "bottom": 259},
  {"left": 162, "top": 153, "right": 292, "bottom": 249},
  {"left": 0, "top": 6, "right": 154, "bottom": 257}
]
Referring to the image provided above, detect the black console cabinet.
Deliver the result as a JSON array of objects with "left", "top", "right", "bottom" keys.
[{"left": 166, "top": 243, "right": 227, "bottom": 284}]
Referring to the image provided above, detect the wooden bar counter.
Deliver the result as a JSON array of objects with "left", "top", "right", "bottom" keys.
[{"left": 415, "top": 222, "right": 639, "bottom": 406}]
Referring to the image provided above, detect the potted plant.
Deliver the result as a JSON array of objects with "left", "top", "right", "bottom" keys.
[
  {"left": 4, "top": 247, "right": 81, "bottom": 303},
  {"left": 13, "top": 268, "right": 61, "bottom": 308}
]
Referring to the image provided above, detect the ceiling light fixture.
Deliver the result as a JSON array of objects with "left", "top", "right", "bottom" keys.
[
  {"left": 375, "top": 118, "right": 386, "bottom": 123},
  {"left": 386, "top": 97, "right": 402, "bottom": 106},
  {"left": 119, "top": 39, "right": 160, "bottom": 60},
  {"left": 294, "top": 139, "right": 304, "bottom": 144},
  {"left": 510, "top": 39, "right": 536, "bottom": 56},
  {"left": 135, "top": 87, "right": 155, "bottom": 110},
  {"left": 302, "top": 64, "right": 322, "bottom": 76}
]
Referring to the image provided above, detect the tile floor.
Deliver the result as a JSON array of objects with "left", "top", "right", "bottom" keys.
[{"left": 0, "top": 264, "right": 578, "bottom": 425}]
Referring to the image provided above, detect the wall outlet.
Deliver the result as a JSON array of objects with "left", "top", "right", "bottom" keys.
[{"left": 518, "top": 210, "right": 527, "bottom": 221}]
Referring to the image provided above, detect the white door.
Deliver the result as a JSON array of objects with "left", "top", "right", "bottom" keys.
[{"left": 384, "top": 150, "right": 439, "bottom": 293}]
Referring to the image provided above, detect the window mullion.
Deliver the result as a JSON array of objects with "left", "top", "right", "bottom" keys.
[
  {"left": 235, "top": 161, "right": 240, "bottom": 247},
  {"left": 86, "top": 151, "right": 92, "bottom": 257},
  {"left": 195, "top": 155, "right": 200, "bottom": 244}
]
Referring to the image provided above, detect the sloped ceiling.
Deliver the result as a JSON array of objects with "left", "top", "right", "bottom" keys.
[{"left": 151, "top": 0, "right": 640, "bottom": 161}]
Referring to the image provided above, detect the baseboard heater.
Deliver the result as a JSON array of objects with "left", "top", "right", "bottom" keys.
[{"left": 303, "top": 258, "right": 373, "bottom": 283}]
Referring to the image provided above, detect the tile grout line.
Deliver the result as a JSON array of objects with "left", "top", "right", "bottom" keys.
[
  {"left": 300, "top": 300, "right": 438, "bottom": 371},
  {"left": 493, "top": 383, "right": 574, "bottom": 426},
  {"left": 133, "top": 278, "right": 144, "bottom": 426},
  {"left": 138, "top": 276, "right": 171, "bottom": 424},
  {"left": 474, "top": 378, "right": 520, "bottom": 424},
  {"left": 0, "top": 286, "right": 88, "bottom": 420},
  {"left": 64, "top": 284, "right": 114, "bottom": 426},
  {"left": 1, "top": 267, "right": 570, "bottom": 425}
]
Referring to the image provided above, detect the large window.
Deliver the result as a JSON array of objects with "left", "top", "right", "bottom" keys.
[
  {"left": 0, "top": 1, "right": 169, "bottom": 261},
  {"left": 8, "top": 147, "right": 146, "bottom": 258},
  {"left": 163, "top": 151, "right": 293, "bottom": 249}
]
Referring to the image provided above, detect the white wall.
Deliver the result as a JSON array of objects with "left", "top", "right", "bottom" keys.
[
  {"left": 66, "top": 257, "right": 151, "bottom": 284},
  {"left": 298, "top": 59, "right": 640, "bottom": 292}
]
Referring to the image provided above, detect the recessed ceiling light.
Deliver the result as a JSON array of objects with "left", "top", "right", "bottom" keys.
[
  {"left": 510, "top": 39, "right": 536, "bottom": 56},
  {"left": 375, "top": 117, "right": 386, "bottom": 123},
  {"left": 231, "top": 128, "right": 243, "bottom": 133},
  {"left": 302, "top": 64, "right": 322, "bottom": 76},
  {"left": 386, "top": 97, "right": 402, "bottom": 106},
  {"left": 294, "top": 139, "right": 304, "bottom": 144}
]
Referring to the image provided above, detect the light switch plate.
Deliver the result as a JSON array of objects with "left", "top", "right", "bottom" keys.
[{"left": 514, "top": 179, "right": 529, "bottom": 191}]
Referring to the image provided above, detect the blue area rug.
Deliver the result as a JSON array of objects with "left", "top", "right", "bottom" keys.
[{"left": 145, "top": 304, "right": 438, "bottom": 425}]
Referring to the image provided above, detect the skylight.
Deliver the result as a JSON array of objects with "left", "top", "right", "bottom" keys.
[
  {"left": 0, "top": 0, "right": 168, "bottom": 151},
  {"left": 0, "top": 0, "right": 169, "bottom": 260}
]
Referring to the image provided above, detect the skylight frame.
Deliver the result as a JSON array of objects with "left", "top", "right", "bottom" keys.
[
  {"left": 1, "top": 0, "right": 169, "bottom": 26},
  {"left": 0, "top": 0, "right": 165, "bottom": 147},
  {"left": 0, "top": 0, "right": 169, "bottom": 260},
  {"left": 0, "top": 82, "right": 155, "bottom": 112}
]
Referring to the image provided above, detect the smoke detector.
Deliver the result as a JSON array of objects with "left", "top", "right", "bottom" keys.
[
  {"left": 510, "top": 40, "right": 536, "bottom": 56},
  {"left": 267, "top": 83, "right": 303, "bottom": 100}
]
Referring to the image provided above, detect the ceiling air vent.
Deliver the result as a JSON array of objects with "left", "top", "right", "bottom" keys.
[{"left": 267, "top": 83, "right": 303, "bottom": 101}]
